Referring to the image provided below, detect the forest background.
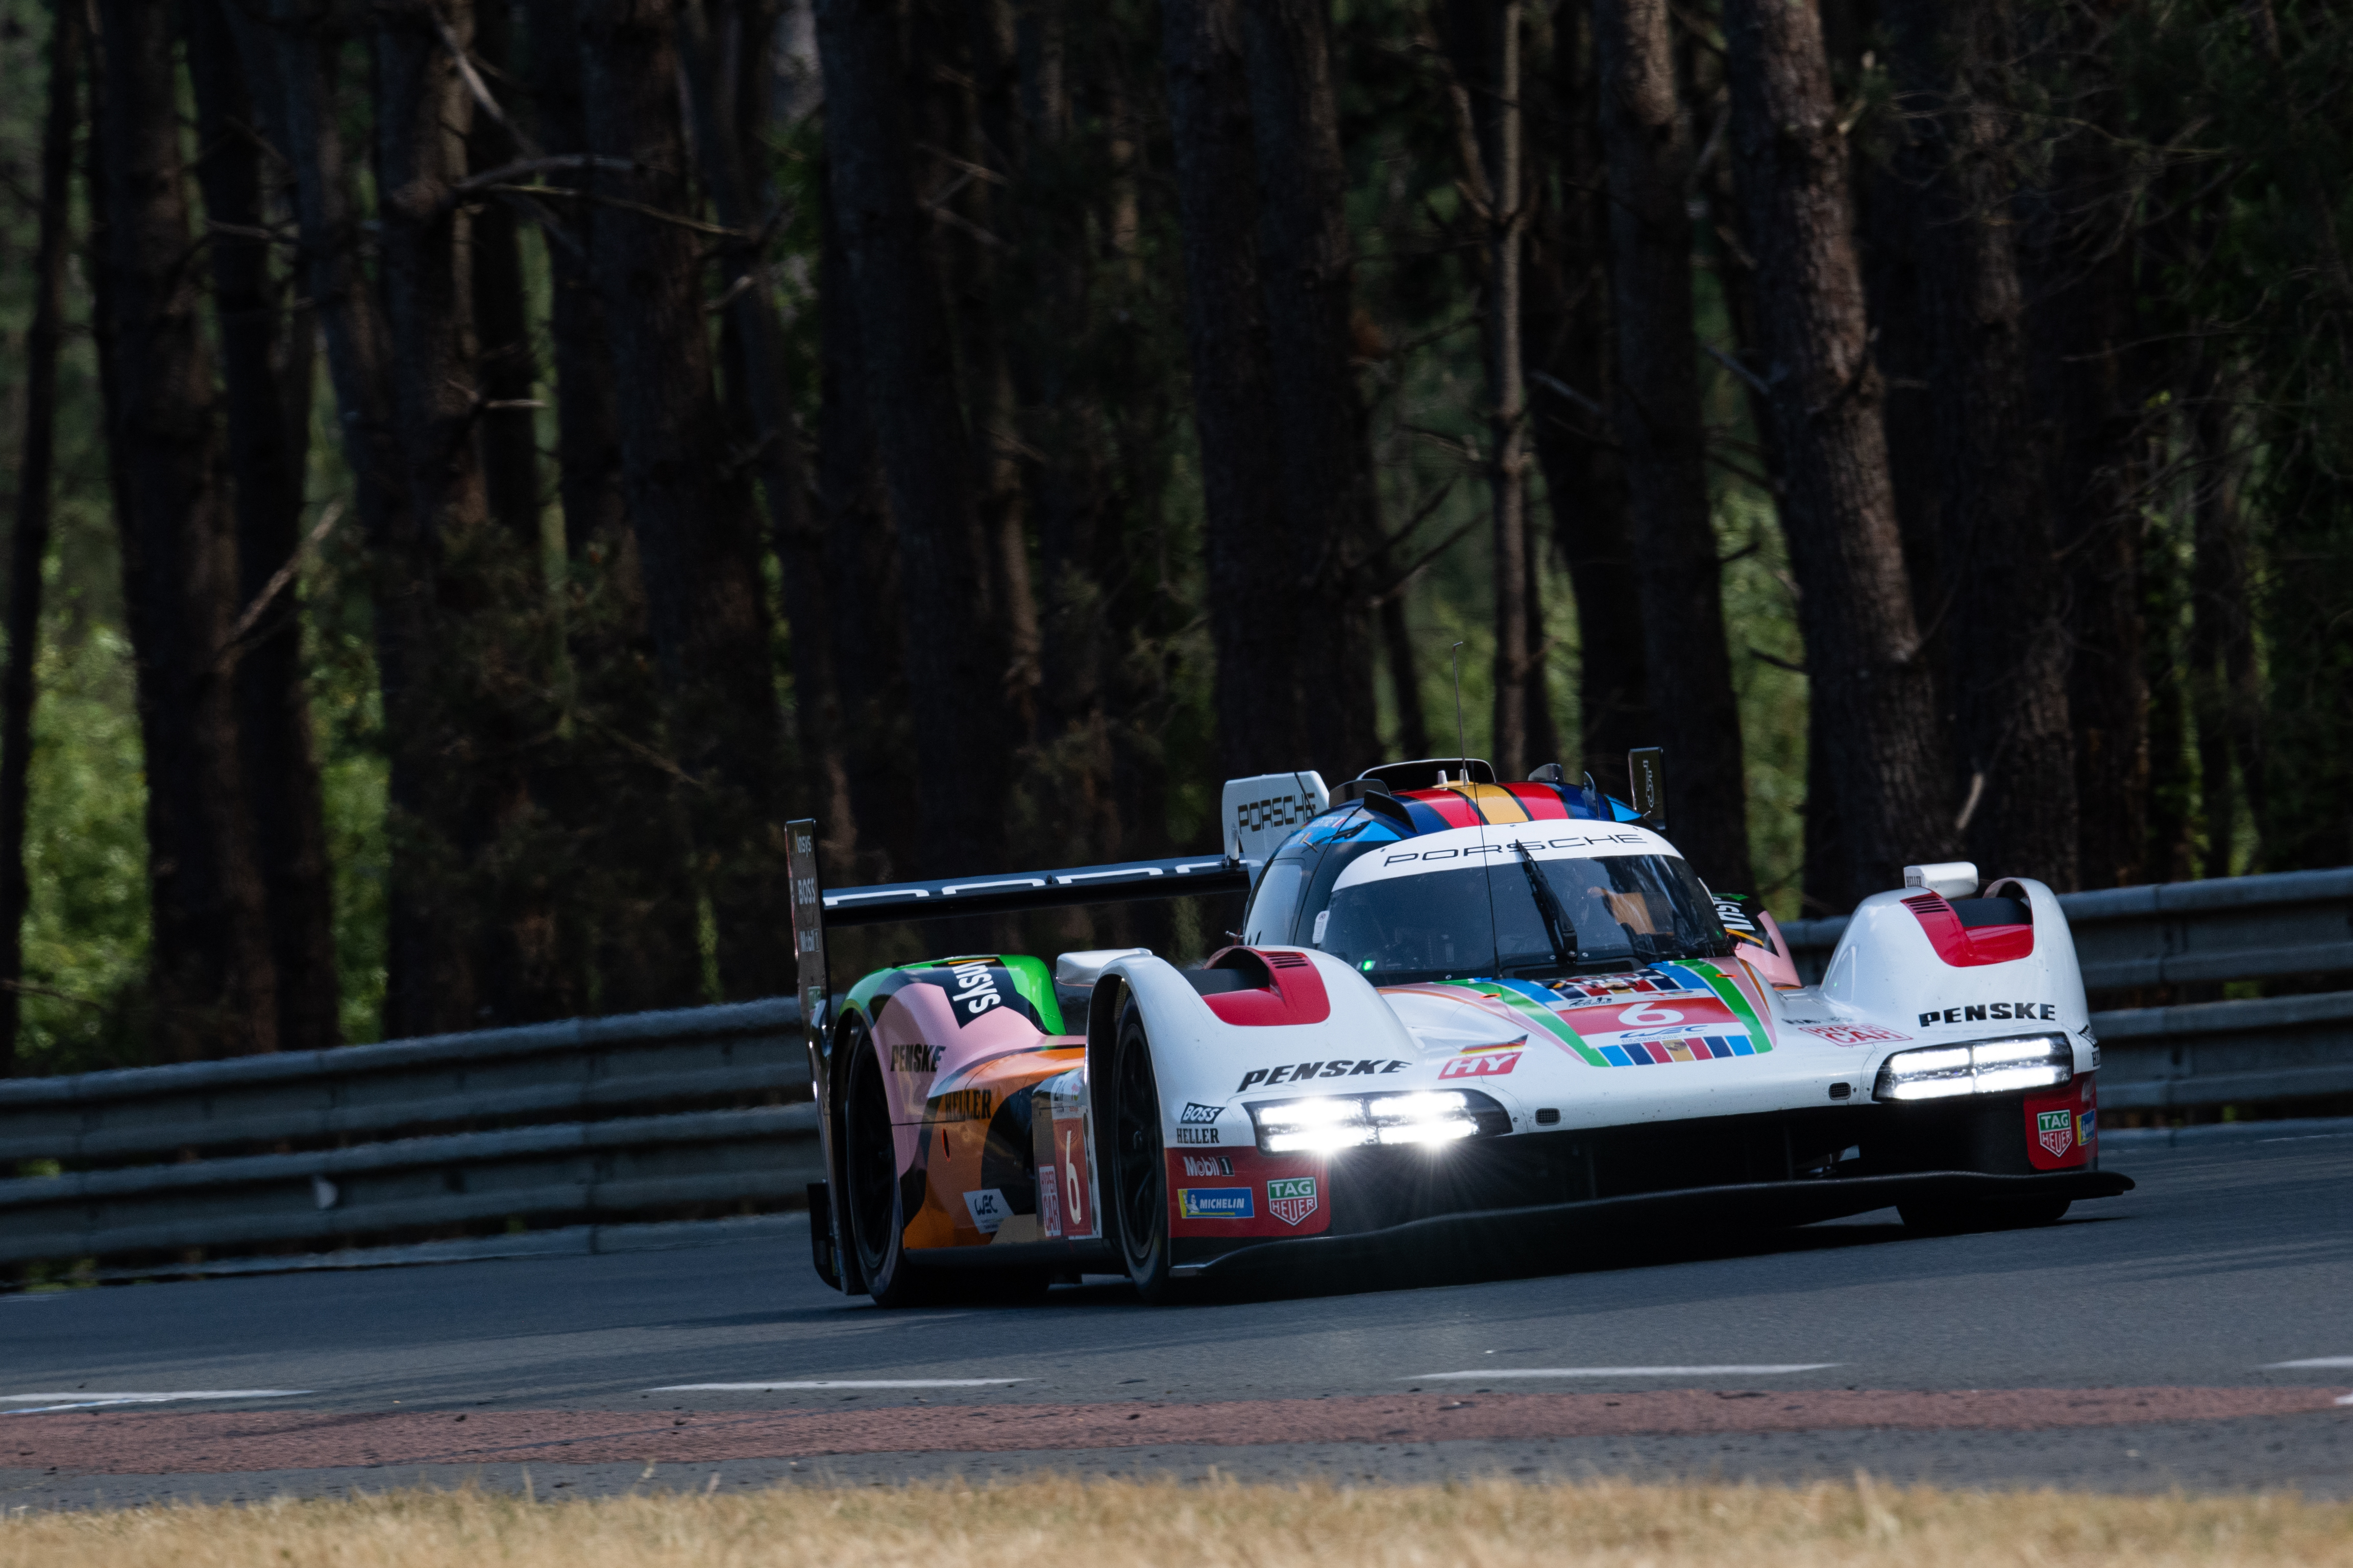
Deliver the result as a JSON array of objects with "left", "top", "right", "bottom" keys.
[{"left": 0, "top": 0, "right": 2346, "bottom": 1074}]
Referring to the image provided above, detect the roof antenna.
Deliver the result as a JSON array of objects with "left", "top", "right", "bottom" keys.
[{"left": 1450, "top": 641, "right": 1468, "bottom": 785}]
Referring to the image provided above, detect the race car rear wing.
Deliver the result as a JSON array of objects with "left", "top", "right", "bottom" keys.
[
  {"left": 785, "top": 770, "right": 1329, "bottom": 1031},
  {"left": 785, "top": 825, "right": 1254, "bottom": 1031}
]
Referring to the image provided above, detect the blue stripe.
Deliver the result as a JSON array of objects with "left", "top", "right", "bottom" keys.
[
  {"left": 1727, "top": 1034, "right": 1756, "bottom": 1057},
  {"left": 1490, "top": 977, "right": 1563, "bottom": 1009},
  {"left": 1600, "top": 1044, "right": 1632, "bottom": 1067}
]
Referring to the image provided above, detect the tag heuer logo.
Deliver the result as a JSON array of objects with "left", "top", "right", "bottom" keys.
[
  {"left": 1267, "top": 1176, "right": 1319, "bottom": 1227},
  {"left": 2036, "top": 1108, "right": 2074, "bottom": 1158}
]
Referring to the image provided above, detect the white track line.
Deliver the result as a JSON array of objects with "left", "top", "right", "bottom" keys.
[
  {"left": 3, "top": 1390, "right": 308, "bottom": 1415},
  {"left": 2264, "top": 1357, "right": 2353, "bottom": 1368},
  {"left": 653, "top": 1379, "right": 1024, "bottom": 1391},
  {"left": 1406, "top": 1364, "right": 1839, "bottom": 1381}
]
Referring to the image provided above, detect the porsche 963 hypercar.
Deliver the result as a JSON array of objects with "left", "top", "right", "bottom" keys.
[{"left": 788, "top": 755, "right": 2130, "bottom": 1305}]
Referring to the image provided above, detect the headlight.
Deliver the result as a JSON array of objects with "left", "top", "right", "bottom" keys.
[
  {"left": 1247, "top": 1089, "right": 1501, "bottom": 1154},
  {"left": 1874, "top": 1034, "right": 2071, "bottom": 1101}
]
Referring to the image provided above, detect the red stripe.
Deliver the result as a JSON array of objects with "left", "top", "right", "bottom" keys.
[
  {"left": 1504, "top": 782, "right": 1571, "bottom": 820},
  {"left": 1400, "top": 790, "right": 1481, "bottom": 830}
]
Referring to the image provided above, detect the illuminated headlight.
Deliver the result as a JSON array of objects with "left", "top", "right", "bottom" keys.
[
  {"left": 1874, "top": 1034, "right": 2072, "bottom": 1101},
  {"left": 1248, "top": 1090, "right": 1496, "bottom": 1154}
]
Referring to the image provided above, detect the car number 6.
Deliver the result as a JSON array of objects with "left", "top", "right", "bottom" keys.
[{"left": 1618, "top": 1002, "right": 1684, "bottom": 1027}]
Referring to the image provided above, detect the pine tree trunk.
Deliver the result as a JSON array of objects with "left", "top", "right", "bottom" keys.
[
  {"left": 187, "top": 0, "right": 341, "bottom": 1050},
  {"left": 468, "top": 0, "right": 545, "bottom": 554},
  {"left": 580, "top": 0, "right": 794, "bottom": 993},
  {"left": 1238, "top": 0, "right": 1379, "bottom": 784},
  {"left": 0, "top": 0, "right": 83, "bottom": 1073},
  {"left": 2022, "top": 112, "right": 2150, "bottom": 892},
  {"left": 815, "top": 162, "right": 920, "bottom": 883},
  {"left": 1592, "top": 0, "right": 1752, "bottom": 890},
  {"left": 1443, "top": 0, "right": 1533, "bottom": 781},
  {"left": 814, "top": 0, "right": 1018, "bottom": 876},
  {"left": 1162, "top": 0, "right": 1297, "bottom": 784},
  {"left": 92, "top": 0, "right": 279, "bottom": 1059},
  {"left": 2190, "top": 379, "right": 2260, "bottom": 880},
  {"left": 679, "top": 0, "right": 846, "bottom": 853},
  {"left": 516, "top": 0, "right": 704, "bottom": 1014},
  {"left": 1723, "top": 0, "right": 1958, "bottom": 906},
  {"left": 1886, "top": 0, "right": 2077, "bottom": 889},
  {"left": 1525, "top": 3, "right": 1649, "bottom": 775},
  {"left": 254, "top": 0, "right": 449, "bottom": 1039}
]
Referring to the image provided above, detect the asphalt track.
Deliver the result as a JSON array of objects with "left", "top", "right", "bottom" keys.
[{"left": 5, "top": 1130, "right": 2350, "bottom": 1508}]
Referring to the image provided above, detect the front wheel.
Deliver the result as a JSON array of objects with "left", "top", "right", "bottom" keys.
[
  {"left": 841, "top": 1018, "right": 940, "bottom": 1308},
  {"left": 1110, "top": 1008, "right": 1188, "bottom": 1304}
]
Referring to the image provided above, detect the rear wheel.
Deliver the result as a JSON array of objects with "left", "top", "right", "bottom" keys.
[
  {"left": 1899, "top": 1197, "right": 2070, "bottom": 1236},
  {"left": 1110, "top": 1008, "right": 1187, "bottom": 1304},
  {"left": 842, "top": 1019, "right": 940, "bottom": 1307}
]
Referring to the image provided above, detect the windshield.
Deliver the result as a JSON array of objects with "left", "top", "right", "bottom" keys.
[{"left": 1311, "top": 850, "right": 1731, "bottom": 983}]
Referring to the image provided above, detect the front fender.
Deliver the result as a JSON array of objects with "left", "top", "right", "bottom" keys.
[
  {"left": 1091, "top": 949, "right": 1421, "bottom": 1141},
  {"left": 1823, "top": 877, "right": 2096, "bottom": 1085}
]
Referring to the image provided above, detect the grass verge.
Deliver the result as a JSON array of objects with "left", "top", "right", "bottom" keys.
[{"left": 5, "top": 1475, "right": 2351, "bottom": 1566}]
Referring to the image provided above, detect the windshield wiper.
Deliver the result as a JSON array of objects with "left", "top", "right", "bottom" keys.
[{"left": 1511, "top": 841, "right": 1580, "bottom": 971}]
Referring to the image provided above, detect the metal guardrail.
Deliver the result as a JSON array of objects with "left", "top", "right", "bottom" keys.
[
  {"left": 3, "top": 867, "right": 2347, "bottom": 1273},
  {"left": 1779, "top": 868, "right": 2353, "bottom": 1113},
  {"left": 0, "top": 999, "right": 817, "bottom": 1269}
]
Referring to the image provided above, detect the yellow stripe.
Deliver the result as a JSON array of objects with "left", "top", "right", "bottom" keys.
[{"left": 1445, "top": 783, "right": 1531, "bottom": 824}]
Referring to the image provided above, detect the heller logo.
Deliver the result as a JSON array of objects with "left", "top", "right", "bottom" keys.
[
  {"left": 1182, "top": 1154, "right": 1234, "bottom": 1177},
  {"left": 1440, "top": 1050, "right": 1521, "bottom": 1079},
  {"left": 1267, "top": 1176, "right": 1319, "bottom": 1227},
  {"left": 2037, "top": 1108, "right": 2075, "bottom": 1158},
  {"left": 1178, "top": 1187, "right": 1254, "bottom": 1220}
]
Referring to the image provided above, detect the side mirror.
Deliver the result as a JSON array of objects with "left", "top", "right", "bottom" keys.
[
  {"left": 1055, "top": 948, "right": 1150, "bottom": 988},
  {"left": 1628, "top": 746, "right": 1667, "bottom": 833},
  {"left": 1902, "top": 861, "right": 1979, "bottom": 899}
]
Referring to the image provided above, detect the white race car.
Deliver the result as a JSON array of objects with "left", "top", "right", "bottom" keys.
[{"left": 790, "top": 758, "right": 2129, "bottom": 1305}]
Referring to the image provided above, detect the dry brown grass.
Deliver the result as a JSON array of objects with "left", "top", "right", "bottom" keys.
[{"left": 4, "top": 1474, "right": 2349, "bottom": 1567}]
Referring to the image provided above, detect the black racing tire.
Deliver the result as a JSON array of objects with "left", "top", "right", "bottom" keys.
[
  {"left": 841, "top": 1018, "right": 942, "bottom": 1308},
  {"left": 1899, "top": 1197, "right": 2071, "bottom": 1236},
  {"left": 1109, "top": 1007, "right": 1190, "bottom": 1305}
]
